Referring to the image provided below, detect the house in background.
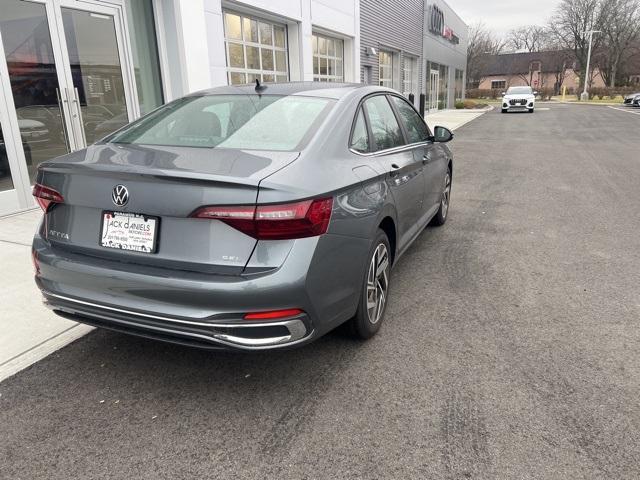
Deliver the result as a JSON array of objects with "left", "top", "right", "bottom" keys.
[{"left": 477, "top": 50, "right": 606, "bottom": 93}]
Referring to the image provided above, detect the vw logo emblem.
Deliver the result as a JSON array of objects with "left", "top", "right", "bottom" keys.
[{"left": 112, "top": 185, "right": 129, "bottom": 207}]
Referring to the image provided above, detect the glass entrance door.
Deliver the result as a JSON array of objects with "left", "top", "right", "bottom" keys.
[
  {"left": 0, "top": 0, "right": 136, "bottom": 213},
  {"left": 0, "top": 0, "right": 74, "bottom": 210},
  {"left": 429, "top": 70, "right": 440, "bottom": 112},
  {"left": 57, "top": 3, "right": 133, "bottom": 145}
]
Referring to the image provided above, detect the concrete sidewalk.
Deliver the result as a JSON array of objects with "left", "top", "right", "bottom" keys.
[
  {"left": 0, "top": 209, "right": 93, "bottom": 382},
  {"left": 425, "top": 107, "right": 492, "bottom": 131},
  {"left": 0, "top": 108, "right": 488, "bottom": 383}
]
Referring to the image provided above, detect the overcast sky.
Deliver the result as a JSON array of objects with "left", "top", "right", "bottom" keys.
[{"left": 449, "top": 0, "right": 560, "bottom": 37}]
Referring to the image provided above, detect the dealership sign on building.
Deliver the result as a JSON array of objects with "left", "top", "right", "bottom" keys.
[{"left": 429, "top": 4, "right": 460, "bottom": 45}]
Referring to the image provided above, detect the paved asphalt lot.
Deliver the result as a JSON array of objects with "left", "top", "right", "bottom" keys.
[{"left": 1, "top": 104, "right": 639, "bottom": 479}]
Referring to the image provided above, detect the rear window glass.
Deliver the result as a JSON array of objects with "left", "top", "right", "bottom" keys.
[{"left": 108, "top": 95, "right": 334, "bottom": 151}]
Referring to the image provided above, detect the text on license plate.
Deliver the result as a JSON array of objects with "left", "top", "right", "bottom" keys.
[{"left": 100, "top": 211, "right": 158, "bottom": 253}]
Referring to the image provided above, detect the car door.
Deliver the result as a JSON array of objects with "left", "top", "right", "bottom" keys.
[
  {"left": 362, "top": 94, "right": 425, "bottom": 251},
  {"left": 389, "top": 95, "right": 447, "bottom": 217}
]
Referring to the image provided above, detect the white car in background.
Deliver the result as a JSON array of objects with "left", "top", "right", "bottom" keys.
[
  {"left": 623, "top": 92, "right": 640, "bottom": 107},
  {"left": 501, "top": 86, "right": 537, "bottom": 114}
]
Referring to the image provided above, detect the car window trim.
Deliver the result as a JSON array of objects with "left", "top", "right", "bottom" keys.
[
  {"left": 349, "top": 140, "right": 432, "bottom": 158},
  {"left": 349, "top": 92, "right": 433, "bottom": 157}
]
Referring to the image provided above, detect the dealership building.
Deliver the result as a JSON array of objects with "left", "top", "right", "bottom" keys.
[
  {"left": 360, "top": 0, "right": 467, "bottom": 111},
  {"left": 0, "top": 0, "right": 467, "bottom": 215}
]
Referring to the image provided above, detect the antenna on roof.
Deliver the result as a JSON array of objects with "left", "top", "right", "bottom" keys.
[{"left": 255, "top": 78, "right": 266, "bottom": 94}]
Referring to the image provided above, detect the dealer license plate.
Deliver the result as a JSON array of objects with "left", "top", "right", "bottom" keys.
[{"left": 100, "top": 211, "right": 159, "bottom": 253}]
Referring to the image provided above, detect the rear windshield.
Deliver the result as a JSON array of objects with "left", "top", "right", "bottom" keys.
[
  {"left": 507, "top": 87, "right": 533, "bottom": 95},
  {"left": 108, "top": 94, "right": 334, "bottom": 151}
]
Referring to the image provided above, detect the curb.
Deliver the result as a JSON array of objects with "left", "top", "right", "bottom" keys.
[{"left": 0, "top": 324, "right": 95, "bottom": 383}]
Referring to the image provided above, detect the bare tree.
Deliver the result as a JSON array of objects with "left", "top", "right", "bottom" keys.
[
  {"left": 547, "top": 50, "right": 575, "bottom": 93},
  {"left": 466, "top": 23, "right": 505, "bottom": 88},
  {"left": 507, "top": 25, "right": 552, "bottom": 52},
  {"left": 548, "top": 0, "right": 607, "bottom": 93},
  {"left": 597, "top": 0, "right": 640, "bottom": 86}
]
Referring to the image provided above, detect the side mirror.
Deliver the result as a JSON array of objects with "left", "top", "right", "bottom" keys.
[
  {"left": 432, "top": 126, "right": 453, "bottom": 143},
  {"left": 501, "top": 92, "right": 506, "bottom": 96},
  {"left": 533, "top": 91, "right": 539, "bottom": 96}
]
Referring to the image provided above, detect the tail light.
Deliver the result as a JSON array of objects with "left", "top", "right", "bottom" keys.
[
  {"left": 191, "top": 197, "right": 333, "bottom": 240},
  {"left": 33, "top": 184, "right": 64, "bottom": 212},
  {"left": 244, "top": 308, "right": 304, "bottom": 320}
]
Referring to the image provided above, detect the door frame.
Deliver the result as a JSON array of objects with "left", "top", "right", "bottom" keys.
[
  {"left": 52, "top": 0, "right": 140, "bottom": 146},
  {"left": 0, "top": 0, "right": 142, "bottom": 213},
  {"left": 429, "top": 69, "right": 439, "bottom": 113}
]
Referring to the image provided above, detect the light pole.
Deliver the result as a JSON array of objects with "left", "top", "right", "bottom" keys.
[{"left": 581, "top": 30, "right": 601, "bottom": 101}]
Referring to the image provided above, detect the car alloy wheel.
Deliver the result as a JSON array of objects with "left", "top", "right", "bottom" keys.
[
  {"left": 441, "top": 171, "right": 451, "bottom": 220},
  {"left": 366, "top": 243, "right": 390, "bottom": 325}
]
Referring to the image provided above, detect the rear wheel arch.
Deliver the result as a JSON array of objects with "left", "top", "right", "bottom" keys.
[{"left": 378, "top": 216, "right": 396, "bottom": 266}]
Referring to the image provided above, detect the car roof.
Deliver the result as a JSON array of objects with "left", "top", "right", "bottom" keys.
[{"left": 189, "top": 82, "right": 388, "bottom": 100}]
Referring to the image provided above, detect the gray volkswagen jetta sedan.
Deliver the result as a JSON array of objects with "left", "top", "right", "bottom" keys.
[{"left": 32, "top": 82, "right": 453, "bottom": 351}]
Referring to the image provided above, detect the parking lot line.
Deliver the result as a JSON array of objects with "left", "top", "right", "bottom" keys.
[{"left": 608, "top": 106, "right": 640, "bottom": 115}]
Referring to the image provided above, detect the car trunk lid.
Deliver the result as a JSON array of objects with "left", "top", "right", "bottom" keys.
[{"left": 37, "top": 143, "right": 299, "bottom": 275}]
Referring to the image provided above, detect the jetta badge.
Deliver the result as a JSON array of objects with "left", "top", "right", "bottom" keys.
[{"left": 112, "top": 185, "right": 129, "bottom": 207}]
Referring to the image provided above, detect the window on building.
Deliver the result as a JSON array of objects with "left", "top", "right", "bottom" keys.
[
  {"left": 312, "top": 33, "right": 344, "bottom": 82},
  {"left": 364, "top": 95, "right": 404, "bottom": 151},
  {"left": 438, "top": 64, "right": 449, "bottom": 109},
  {"left": 491, "top": 80, "right": 506, "bottom": 90},
  {"left": 379, "top": 51, "right": 393, "bottom": 88},
  {"left": 454, "top": 69, "right": 464, "bottom": 102},
  {"left": 390, "top": 96, "right": 428, "bottom": 144},
  {"left": 223, "top": 12, "right": 288, "bottom": 85},
  {"left": 530, "top": 61, "right": 541, "bottom": 72},
  {"left": 402, "top": 56, "right": 417, "bottom": 95}
]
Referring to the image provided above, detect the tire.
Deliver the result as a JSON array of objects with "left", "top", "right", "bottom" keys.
[
  {"left": 430, "top": 168, "right": 452, "bottom": 227},
  {"left": 348, "top": 229, "right": 391, "bottom": 340},
  {"left": 528, "top": 108, "right": 534, "bottom": 113},
  {"left": 501, "top": 108, "right": 507, "bottom": 113}
]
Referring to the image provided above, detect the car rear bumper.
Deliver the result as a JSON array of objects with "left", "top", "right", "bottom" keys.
[
  {"left": 33, "top": 230, "right": 368, "bottom": 351},
  {"left": 43, "top": 291, "right": 311, "bottom": 350}
]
